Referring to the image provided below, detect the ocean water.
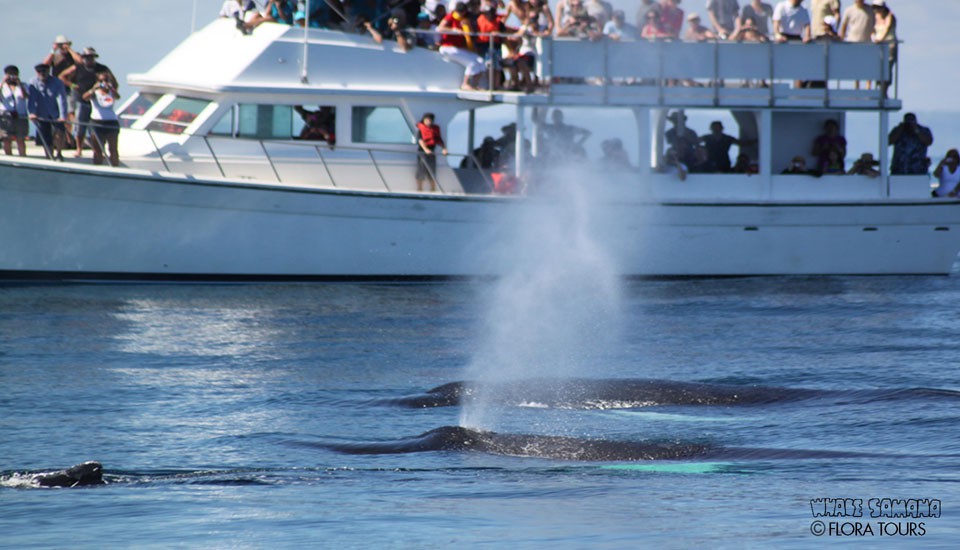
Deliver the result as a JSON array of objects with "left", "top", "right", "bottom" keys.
[{"left": 2, "top": 278, "right": 959, "bottom": 548}]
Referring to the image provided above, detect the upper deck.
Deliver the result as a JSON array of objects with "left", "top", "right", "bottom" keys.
[{"left": 130, "top": 20, "right": 898, "bottom": 111}]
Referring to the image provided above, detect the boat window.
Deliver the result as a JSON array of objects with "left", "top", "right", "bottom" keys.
[
  {"left": 117, "top": 93, "right": 162, "bottom": 129},
  {"left": 209, "top": 106, "right": 236, "bottom": 137},
  {"left": 656, "top": 109, "right": 758, "bottom": 174},
  {"left": 237, "top": 104, "right": 295, "bottom": 140},
  {"left": 146, "top": 97, "right": 211, "bottom": 135},
  {"left": 351, "top": 107, "right": 413, "bottom": 144}
]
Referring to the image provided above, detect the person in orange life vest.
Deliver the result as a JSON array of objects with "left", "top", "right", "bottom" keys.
[
  {"left": 476, "top": 5, "right": 515, "bottom": 90},
  {"left": 437, "top": 2, "right": 486, "bottom": 90},
  {"left": 416, "top": 113, "right": 448, "bottom": 192}
]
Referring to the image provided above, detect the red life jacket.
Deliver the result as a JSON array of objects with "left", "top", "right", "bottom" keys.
[
  {"left": 439, "top": 13, "right": 470, "bottom": 49},
  {"left": 417, "top": 122, "right": 444, "bottom": 148}
]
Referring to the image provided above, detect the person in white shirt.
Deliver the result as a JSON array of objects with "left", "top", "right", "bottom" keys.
[
  {"left": 0, "top": 65, "right": 30, "bottom": 157},
  {"left": 772, "top": 0, "right": 811, "bottom": 42},
  {"left": 81, "top": 71, "right": 121, "bottom": 167}
]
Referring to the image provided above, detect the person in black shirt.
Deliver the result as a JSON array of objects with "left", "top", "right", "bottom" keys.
[
  {"left": 58, "top": 47, "right": 117, "bottom": 158},
  {"left": 700, "top": 121, "right": 750, "bottom": 173}
]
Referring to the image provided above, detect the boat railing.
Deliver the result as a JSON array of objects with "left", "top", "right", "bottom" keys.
[
  {"left": 33, "top": 117, "right": 495, "bottom": 195},
  {"left": 408, "top": 28, "right": 897, "bottom": 107}
]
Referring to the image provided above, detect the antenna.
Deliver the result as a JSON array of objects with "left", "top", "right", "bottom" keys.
[
  {"left": 301, "top": 0, "right": 310, "bottom": 84},
  {"left": 191, "top": 0, "right": 198, "bottom": 33}
]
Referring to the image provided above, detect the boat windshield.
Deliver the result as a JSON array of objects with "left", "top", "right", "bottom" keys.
[
  {"left": 118, "top": 92, "right": 162, "bottom": 129},
  {"left": 146, "top": 97, "right": 211, "bottom": 135}
]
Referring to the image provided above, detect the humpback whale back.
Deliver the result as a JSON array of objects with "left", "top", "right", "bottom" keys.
[
  {"left": 319, "top": 426, "right": 714, "bottom": 461},
  {"left": 33, "top": 461, "right": 105, "bottom": 488}
]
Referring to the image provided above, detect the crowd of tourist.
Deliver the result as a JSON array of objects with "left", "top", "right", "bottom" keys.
[
  {"left": 0, "top": 36, "right": 120, "bottom": 165},
  {"left": 218, "top": 1, "right": 898, "bottom": 92}
]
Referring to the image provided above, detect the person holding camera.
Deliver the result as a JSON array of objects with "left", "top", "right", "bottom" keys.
[
  {"left": 59, "top": 47, "right": 117, "bottom": 159},
  {"left": 888, "top": 113, "right": 934, "bottom": 175},
  {"left": 0, "top": 65, "right": 30, "bottom": 157},
  {"left": 81, "top": 71, "right": 121, "bottom": 167}
]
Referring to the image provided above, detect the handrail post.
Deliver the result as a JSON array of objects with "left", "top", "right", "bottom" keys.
[
  {"left": 203, "top": 136, "right": 226, "bottom": 178},
  {"left": 314, "top": 145, "right": 337, "bottom": 188},
  {"left": 713, "top": 38, "right": 720, "bottom": 107},
  {"left": 259, "top": 140, "right": 282, "bottom": 182},
  {"left": 368, "top": 149, "right": 394, "bottom": 192},
  {"left": 146, "top": 129, "right": 171, "bottom": 173},
  {"left": 768, "top": 41, "right": 775, "bottom": 107},
  {"left": 824, "top": 40, "right": 830, "bottom": 108},
  {"left": 469, "top": 153, "right": 495, "bottom": 193}
]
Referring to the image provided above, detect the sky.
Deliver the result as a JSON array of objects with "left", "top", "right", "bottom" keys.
[{"left": 0, "top": 0, "right": 956, "bottom": 115}]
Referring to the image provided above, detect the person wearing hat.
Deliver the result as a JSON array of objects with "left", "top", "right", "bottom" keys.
[
  {"left": 0, "top": 65, "right": 30, "bottom": 157},
  {"left": 848, "top": 152, "right": 881, "bottom": 178},
  {"left": 27, "top": 63, "right": 69, "bottom": 160},
  {"left": 58, "top": 47, "right": 116, "bottom": 158},
  {"left": 683, "top": 12, "right": 716, "bottom": 41},
  {"left": 42, "top": 35, "right": 83, "bottom": 81}
]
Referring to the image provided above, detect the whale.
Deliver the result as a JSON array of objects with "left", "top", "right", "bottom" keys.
[
  {"left": 389, "top": 379, "right": 960, "bottom": 409},
  {"left": 33, "top": 461, "right": 105, "bottom": 488},
  {"left": 315, "top": 426, "right": 878, "bottom": 462}
]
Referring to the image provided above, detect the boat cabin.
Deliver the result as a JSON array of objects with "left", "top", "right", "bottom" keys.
[{"left": 115, "top": 18, "right": 918, "bottom": 201}]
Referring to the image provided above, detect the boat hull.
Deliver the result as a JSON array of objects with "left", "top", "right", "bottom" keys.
[{"left": 1, "top": 160, "right": 959, "bottom": 280}]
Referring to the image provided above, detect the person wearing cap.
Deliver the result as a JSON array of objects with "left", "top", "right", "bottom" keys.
[
  {"left": 0, "top": 65, "right": 30, "bottom": 157},
  {"left": 58, "top": 47, "right": 117, "bottom": 158},
  {"left": 437, "top": 2, "right": 487, "bottom": 90},
  {"left": 603, "top": 9, "right": 640, "bottom": 40},
  {"left": 683, "top": 12, "right": 716, "bottom": 41},
  {"left": 27, "top": 63, "right": 69, "bottom": 160},
  {"left": 739, "top": 0, "right": 773, "bottom": 37}
]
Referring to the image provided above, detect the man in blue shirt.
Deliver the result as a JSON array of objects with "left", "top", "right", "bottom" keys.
[{"left": 28, "top": 63, "right": 69, "bottom": 160}]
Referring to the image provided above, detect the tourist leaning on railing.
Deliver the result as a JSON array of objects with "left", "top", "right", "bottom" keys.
[
  {"left": 0, "top": 65, "right": 30, "bottom": 157},
  {"left": 27, "top": 63, "right": 69, "bottom": 161}
]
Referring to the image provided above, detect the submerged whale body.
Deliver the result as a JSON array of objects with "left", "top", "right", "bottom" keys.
[
  {"left": 33, "top": 461, "right": 105, "bottom": 488},
  {"left": 391, "top": 379, "right": 960, "bottom": 409},
  {"left": 319, "top": 426, "right": 879, "bottom": 461},
  {"left": 391, "top": 378, "right": 823, "bottom": 409},
  {"left": 322, "top": 426, "right": 714, "bottom": 461}
]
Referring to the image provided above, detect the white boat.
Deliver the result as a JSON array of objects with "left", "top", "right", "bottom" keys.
[{"left": 1, "top": 18, "right": 957, "bottom": 280}]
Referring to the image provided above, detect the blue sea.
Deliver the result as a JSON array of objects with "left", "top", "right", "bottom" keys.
[{"left": 2, "top": 275, "right": 959, "bottom": 548}]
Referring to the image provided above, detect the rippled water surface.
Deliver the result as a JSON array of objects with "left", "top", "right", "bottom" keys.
[{"left": 2, "top": 278, "right": 959, "bottom": 548}]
